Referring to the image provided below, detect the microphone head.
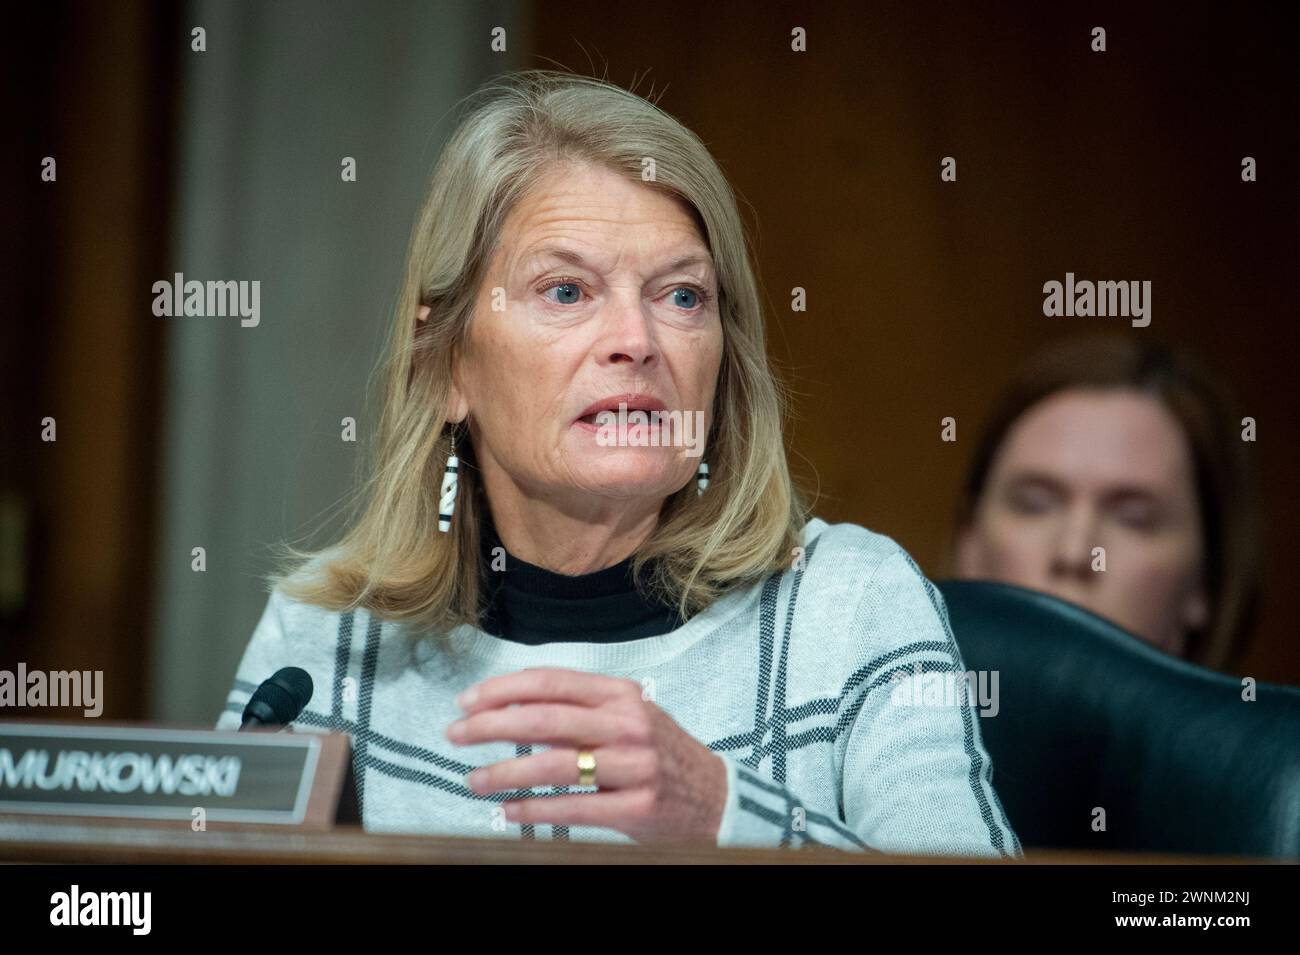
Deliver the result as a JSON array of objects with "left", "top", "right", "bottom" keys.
[{"left": 241, "top": 666, "right": 314, "bottom": 728}]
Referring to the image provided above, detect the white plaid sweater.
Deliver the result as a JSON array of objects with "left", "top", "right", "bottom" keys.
[{"left": 216, "top": 517, "right": 1021, "bottom": 856}]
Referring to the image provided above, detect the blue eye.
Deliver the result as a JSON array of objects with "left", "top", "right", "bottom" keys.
[
  {"left": 539, "top": 279, "right": 710, "bottom": 310},
  {"left": 672, "top": 287, "right": 700, "bottom": 309},
  {"left": 545, "top": 282, "right": 583, "bottom": 305}
]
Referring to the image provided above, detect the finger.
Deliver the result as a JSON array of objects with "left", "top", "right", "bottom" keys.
[
  {"left": 456, "top": 668, "right": 637, "bottom": 715},
  {"left": 467, "top": 747, "right": 647, "bottom": 794},
  {"left": 447, "top": 702, "right": 627, "bottom": 747},
  {"left": 502, "top": 789, "right": 651, "bottom": 829}
]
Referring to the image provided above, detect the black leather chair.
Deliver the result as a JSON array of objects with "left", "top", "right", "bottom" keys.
[{"left": 937, "top": 579, "right": 1300, "bottom": 859}]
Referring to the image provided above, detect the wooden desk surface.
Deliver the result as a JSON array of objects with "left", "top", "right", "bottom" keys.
[{"left": 0, "top": 817, "right": 1272, "bottom": 864}]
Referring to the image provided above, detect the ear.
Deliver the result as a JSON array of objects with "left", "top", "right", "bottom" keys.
[
  {"left": 1181, "top": 585, "right": 1210, "bottom": 632},
  {"left": 446, "top": 352, "right": 470, "bottom": 426},
  {"left": 416, "top": 305, "right": 431, "bottom": 324},
  {"left": 446, "top": 381, "right": 469, "bottom": 426}
]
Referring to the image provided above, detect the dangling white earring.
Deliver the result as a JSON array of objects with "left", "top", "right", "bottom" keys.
[
  {"left": 438, "top": 431, "right": 460, "bottom": 533},
  {"left": 696, "top": 460, "right": 709, "bottom": 496}
]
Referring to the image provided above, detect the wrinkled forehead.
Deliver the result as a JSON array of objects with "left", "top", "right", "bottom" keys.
[{"left": 493, "top": 162, "right": 714, "bottom": 278}]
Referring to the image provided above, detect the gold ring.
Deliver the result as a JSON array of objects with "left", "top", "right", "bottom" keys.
[{"left": 576, "top": 749, "right": 597, "bottom": 787}]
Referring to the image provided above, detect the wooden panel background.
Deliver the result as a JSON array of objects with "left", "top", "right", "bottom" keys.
[{"left": 529, "top": 0, "right": 1298, "bottom": 683}]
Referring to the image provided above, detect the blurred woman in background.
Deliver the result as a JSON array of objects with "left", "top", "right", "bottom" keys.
[{"left": 949, "top": 335, "right": 1260, "bottom": 672}]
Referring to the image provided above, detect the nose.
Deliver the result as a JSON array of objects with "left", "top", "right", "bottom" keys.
[
  {"left": 1048, "top": 502, "right": 1100, "bottom": 582},
  {"left": 596, "top": 292, "right": 658, "bottom": 368}
]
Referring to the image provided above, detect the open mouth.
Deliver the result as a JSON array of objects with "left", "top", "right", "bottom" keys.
[
  {"left": 577, "top": 408, "right": 656, "bottom": 425},
  {"left": 575, "top": 395, "right": 668, "bottom": 427}
]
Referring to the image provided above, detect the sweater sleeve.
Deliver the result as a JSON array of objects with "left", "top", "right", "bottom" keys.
[
  {"left": 714, "top": 545, "right": 1022, "bottom": 857},
  {"left": 714, "top": 752, "right": 876, "bottom": 850}
]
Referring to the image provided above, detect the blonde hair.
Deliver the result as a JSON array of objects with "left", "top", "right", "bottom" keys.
[{"left": 272, "top": 69, "right": 809, "bottom": 634}]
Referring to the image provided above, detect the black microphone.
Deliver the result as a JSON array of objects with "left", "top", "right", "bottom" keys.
[{"left": 240, "top": 667, "right": 314, "bottom": 730}]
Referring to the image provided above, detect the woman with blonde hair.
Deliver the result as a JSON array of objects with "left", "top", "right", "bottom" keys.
[{"left": 217, "top": 69, "right": 1019, "bottom": 856}]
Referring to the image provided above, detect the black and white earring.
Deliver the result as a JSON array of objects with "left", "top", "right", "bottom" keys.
[
  {"left": 696, "top": 460, "right": 709, "bottom": 496},
  {"left": 438, "top": 431, "right": 460, "bottom": 533}
]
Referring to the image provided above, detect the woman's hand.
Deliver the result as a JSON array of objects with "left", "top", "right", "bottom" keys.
[{"left": 445, "top": 667, "right": 727, "bottom": 844}]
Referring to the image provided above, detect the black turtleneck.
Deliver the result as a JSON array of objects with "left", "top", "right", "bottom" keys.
[{"left": 477, "top": 517, "right": 685, "bottom": 645}]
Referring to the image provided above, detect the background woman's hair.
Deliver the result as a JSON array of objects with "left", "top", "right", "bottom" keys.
[
  {"left": 948, "top": 334, "right": 1261, "bottom": 672},
  {"left": 269, "top": 68, "right": 810, "bottom": 633}
]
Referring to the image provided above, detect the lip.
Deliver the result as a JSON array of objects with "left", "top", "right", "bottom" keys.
[{"left": 574, "top": 393, "right": 669, "bottom": 426}]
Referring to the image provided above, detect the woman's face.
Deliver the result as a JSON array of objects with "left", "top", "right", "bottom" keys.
[
  {"left": 449, "top": 160, "right": 723, "bottom": 516},
  {"left": 955, "top": 387, "right": 1209, "bottom": 656}
]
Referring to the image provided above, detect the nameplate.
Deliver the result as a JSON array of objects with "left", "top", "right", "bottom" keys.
[{"left": 0, "top": 722, "right": 357, "bottom": 828}]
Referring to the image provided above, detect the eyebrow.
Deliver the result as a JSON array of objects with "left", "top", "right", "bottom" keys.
[
  {"left": 520, "top": 245, "right": 715, "bottom": 278},
  {"left": 1003, "top": 473, "right": 1067, "bottom": 495},
  {"left": 1006, "top": 471, "right": 1164, "bottom": 501}
]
